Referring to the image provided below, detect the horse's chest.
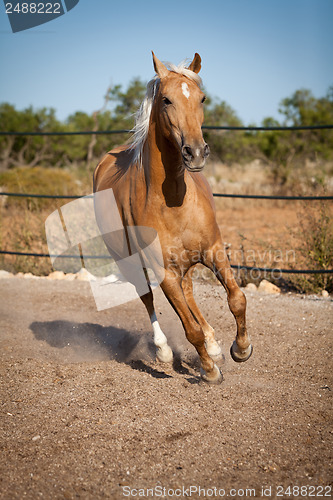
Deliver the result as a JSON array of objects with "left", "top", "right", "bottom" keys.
[
  {"left": 140, "top": 201, "right": 208, "bottom": 266},
  {"left": 162, "top": 227, "right": 204, "bottom": 270}
]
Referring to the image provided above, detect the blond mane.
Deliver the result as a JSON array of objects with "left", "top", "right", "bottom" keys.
[{"left": 129, "top": 61, "right": 202, "bottom": 166}]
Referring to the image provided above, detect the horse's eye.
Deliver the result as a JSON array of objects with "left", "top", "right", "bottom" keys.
[
  {"left": 201, "top": 95, "right": 206, "bottom": 103},
  {"left": 163, "top": 97, "right": 172, "bottom": 106}
]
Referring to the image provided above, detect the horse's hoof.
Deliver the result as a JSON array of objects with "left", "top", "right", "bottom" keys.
[
  {"left": 230, "top": 341, "right": 253, "bottom": 363},
  {"left": 200, "top": 363, "right": 223, "bottom": 385},
  {"left": 205, "top": 341, "right": 223, "bottom": 362},
  {"left": 156, "top": 345, "right": 173, "bottom": 363}
]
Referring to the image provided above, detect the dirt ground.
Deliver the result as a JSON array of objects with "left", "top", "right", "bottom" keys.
[{"left": 0, "top": 276, "right": 332, "bottom": 500}]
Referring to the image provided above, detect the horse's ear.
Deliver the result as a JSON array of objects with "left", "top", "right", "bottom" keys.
[
  {"left": 152, "top": 52, "right": 169, "bottom": 79},
  {"left": 188, "top": 53, "right": 201, "bottom": 74}
]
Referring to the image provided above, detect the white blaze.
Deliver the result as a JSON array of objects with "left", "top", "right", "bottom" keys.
[{"left": 181, "top": 82, "right": 190, "bottom": 99}]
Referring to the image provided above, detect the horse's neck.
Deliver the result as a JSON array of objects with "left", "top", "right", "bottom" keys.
[{"left": 144, "top": 121, "right": 187, "bottom": 208}]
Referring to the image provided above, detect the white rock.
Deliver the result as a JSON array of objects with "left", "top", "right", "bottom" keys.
[
  {"left": 322, "top": 290, "right": 329, "bottom": 298},
  {"left": 47, "top": 271, "right": 66, "bottom": 280},
  {"left": 0, "top": 270, "right": 14, "bottom": 279},
  {"left": 76, "top": 268, "right": 95, "bottom": 281},
  {"left": 245, "top": 283, "right": 257, "bottom": 292},
  {"left": 64, "top": 273, "right": 77, "bottom": 281},
  {"left": 258, "top": 279, "right": 281, "bottom": 294},
  {"left": 23, "top": 272, "right": 36, "bottom": 279}
]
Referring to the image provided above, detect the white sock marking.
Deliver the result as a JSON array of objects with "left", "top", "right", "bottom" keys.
[
  {"left": 181, "top": 82, "right": 190, "bottom": 99},
  {"left": 150, "top": 312, "right": 168, "bottom": 347}
]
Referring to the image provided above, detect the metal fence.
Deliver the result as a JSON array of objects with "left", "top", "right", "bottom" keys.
[{"left": 1, "top": 124, "right": 332, "bottom": 275}]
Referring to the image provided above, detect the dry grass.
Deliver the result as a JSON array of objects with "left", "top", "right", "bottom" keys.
[
  {"left": 0, "top": 166, "right": 92, "bottom": 275},
  {"left": 0, "top": 162, "right": 332, "bottom": 292}
]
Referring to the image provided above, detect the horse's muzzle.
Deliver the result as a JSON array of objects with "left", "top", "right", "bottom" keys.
[{"left": 181, "top": 143, "right": 210, "bottom": 171}]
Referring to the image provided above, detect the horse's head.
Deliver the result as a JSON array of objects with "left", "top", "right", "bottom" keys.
[{"left": 152, "top": 52, "right": 210, "bottom": 172}]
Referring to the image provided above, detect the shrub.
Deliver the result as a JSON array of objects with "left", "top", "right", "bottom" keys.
[
  {"left": 0, "top": 166, "right": 87, "bottom": 210},
  {"left": 289, "top": 201, "right": 333, "bottom": 293}
]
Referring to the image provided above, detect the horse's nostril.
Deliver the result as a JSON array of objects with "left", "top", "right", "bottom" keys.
[
  {"left": 204, "top": 143, "right": 210, "bottom": 158},
  {"left": 182, "top": 145, "right": 193, "bottom": 160}
]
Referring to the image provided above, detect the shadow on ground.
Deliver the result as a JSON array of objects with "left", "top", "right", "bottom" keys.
[
  {"left": 29, "top": 320, "right": 200, "bottom": 381},
  {"left": 30, "top": 320, "right": 152, "bottom": 362}
]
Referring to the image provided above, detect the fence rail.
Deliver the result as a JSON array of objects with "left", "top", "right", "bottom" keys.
[
  {"left": 0, "top": 188, "right": 332, "bottom": 274},
  {"left": 0, "top": 191, "right": 332, "bottom": 201},
  {"left": 1, "top": 123, "right": 332, "bottom": 276},
  {"left": 1, "top": 250, "right": 332, "bottom": 275},
  {"left": 0, "top": 124, "right": 333, "bottom": 136}
]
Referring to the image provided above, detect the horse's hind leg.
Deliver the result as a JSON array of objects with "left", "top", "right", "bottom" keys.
[
  {"left": 182, "top": 269, "right": 223, "bottom": 361},
  {"left": 139, "top": 285, "right": 173, "bottom": 363},
  {"left": 204, "top": 241, "right": 253, "bottom": 363},
  {"left": 110, "top": 250, "right": 173, "bottom": 363}
]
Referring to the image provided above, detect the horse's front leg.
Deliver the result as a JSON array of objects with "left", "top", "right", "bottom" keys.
[
  {"left": 204, "top": 240, "right": 253, "bottom": 363},
  {"left": 161, "top": 269, "right": 222, "bottom": 384}
]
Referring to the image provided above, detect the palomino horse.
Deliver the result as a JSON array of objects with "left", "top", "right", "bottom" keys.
[{"left": 94, "top": 52, "right": 253, "bottom": 384}]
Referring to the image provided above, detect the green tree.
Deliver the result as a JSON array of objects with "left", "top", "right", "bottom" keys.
[
  {"left": 203, "top": 94, "right": 258, "bottom": 163},
  {"left": 0, "top": 104, "right": 62, "bottom": 170},
  {"left": 278, "top": 88, "right": 333, "bottom": 161},
  {"left": 1, "top": 85, "right": 332, "bottom": 171},
  {"left": 108, "top": 78, "right": 146, "bottom": 122},
  {"left": 255, "top": 87, "right": 333, "bottom": 190}
]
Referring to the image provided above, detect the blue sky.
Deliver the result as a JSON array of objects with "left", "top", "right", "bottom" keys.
[{"left": 0, "top": 0, "right": 332, "bottom": 125}]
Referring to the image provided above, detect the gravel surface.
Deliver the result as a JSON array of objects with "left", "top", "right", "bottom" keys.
[{"left": 0, "top": 277, "right": 332, "bottom": 499}]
